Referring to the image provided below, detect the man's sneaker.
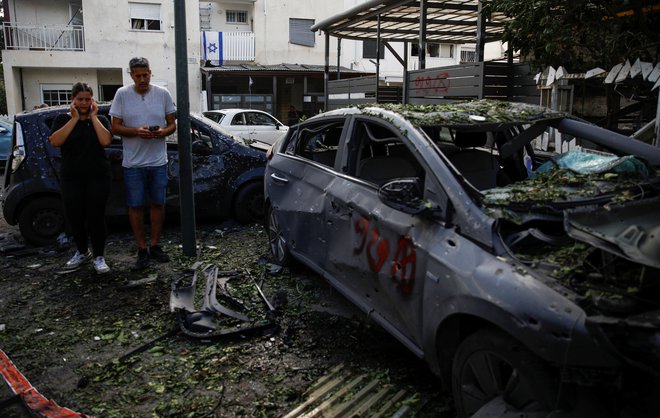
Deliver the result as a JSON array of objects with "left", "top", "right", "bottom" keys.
[
  {"left": 64, "top": 250, "right": 92, "bottom": 270},
  {"left": 93, "top": 256, "right": 110, "bottom": 274},
  {"left": 149, "top": 245, "right": 170, "bottom": 263},
  {"left": 135, "top": 248, "right": 150, "bottom": 270}
]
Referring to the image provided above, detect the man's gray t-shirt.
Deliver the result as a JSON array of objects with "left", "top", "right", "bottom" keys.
[{"left": 109, "top": 84, "right": 176, "bottom": 168}]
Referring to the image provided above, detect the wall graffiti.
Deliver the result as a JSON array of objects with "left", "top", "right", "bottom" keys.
[
  {"left": 353, "top": 215, "right": 416, "bottom": 295},
  {"left": 412, "top": 72, "right": 450, "bottom": 95}
]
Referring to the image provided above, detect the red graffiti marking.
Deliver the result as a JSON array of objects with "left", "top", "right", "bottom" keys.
[
  {"left": 366, "top": 226, "right": 390, "bottom": 273},
  {"left": 354, "top": 216, "right": 370, "bottom": 254},
  {"left": 391, "top": 237, "right": 416, "bottom": 295},
  {"left": 413, "top": 72, "right": 450, "bottom": 95},
  {"left": 353, "top": 215, "right": 417, "bottom": 294}
]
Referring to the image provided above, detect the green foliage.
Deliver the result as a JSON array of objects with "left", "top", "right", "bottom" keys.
[{"left": 484, "top": 0, "right": 660, "bottom": 71}]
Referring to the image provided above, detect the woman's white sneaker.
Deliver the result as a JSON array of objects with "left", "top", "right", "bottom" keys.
[
  {"left": 64, "top": 250, "right": 92, "bottom": 270},
  {"left": 93, "top": 256, "right": 110, "bottom": 274}
]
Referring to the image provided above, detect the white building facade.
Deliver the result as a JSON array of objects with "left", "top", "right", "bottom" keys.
[{"left": 2, "top": 0, "right": 505, "bottom": 116}]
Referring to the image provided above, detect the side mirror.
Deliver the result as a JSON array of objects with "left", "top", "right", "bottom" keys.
[{"left": 378, "top": 178, "right": 430, "bottom": 215}]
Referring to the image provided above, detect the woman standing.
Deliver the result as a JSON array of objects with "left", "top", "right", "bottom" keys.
[{"left": 49, "top": 82, "right": 113, "bottom": 273}]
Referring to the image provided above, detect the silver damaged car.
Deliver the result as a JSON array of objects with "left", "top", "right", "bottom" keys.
[{"left": 264, "top": 100, "right": 660, "bottom": 417}]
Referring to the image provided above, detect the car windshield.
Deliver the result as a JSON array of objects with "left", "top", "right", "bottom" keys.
[{"left": 366, "top": 101, "right": 660, "bottom": 211}]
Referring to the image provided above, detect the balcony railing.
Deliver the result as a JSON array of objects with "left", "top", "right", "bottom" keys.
[
  {"left": 202, "top": 31, "right": 255, "bottom": 62},
  {"left": 3, "top": 23, "right": 84, "bottom": 51}
]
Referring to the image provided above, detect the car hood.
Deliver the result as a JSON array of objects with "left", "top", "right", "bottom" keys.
[{"left": 565, "top": 197, "right": 660, "bottom": 269}]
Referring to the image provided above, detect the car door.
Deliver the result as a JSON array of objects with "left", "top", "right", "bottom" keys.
[
  {"left": 323, "top": 117, "right": 450, "bottom": 348},
  {"left": 166, "top": 118, "right": 231, "bottom": 218},
  {"left": 266, "top": 118, "right": 347, "bottom": 270},
  {"left": 244, "top": 111, "right": 283, "bottom": 145},
  {"left": 228, "top": 112, "right": 250, "bottom": 140}
]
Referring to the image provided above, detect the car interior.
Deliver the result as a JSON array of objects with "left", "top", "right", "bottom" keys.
[{"left": 353, "top": 121, "right": 423, "bottom": 186}]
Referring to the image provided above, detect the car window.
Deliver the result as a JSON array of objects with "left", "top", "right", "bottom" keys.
[
  {"left": 285, "top": 121, "right": 344, "bottom": 168},
  {"left": 349, "top": 120, "right": 424, "bottom": 187},
  {"left": 247, "top": 112, "right": 276, "bottom": 126},
  {"left": 231, "top": 114, "right": 246, "bottom": 125}
]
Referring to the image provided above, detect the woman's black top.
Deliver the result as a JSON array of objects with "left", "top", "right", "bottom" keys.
[{"left": 50, "top": 114, "right": 112, "bottom": 180}]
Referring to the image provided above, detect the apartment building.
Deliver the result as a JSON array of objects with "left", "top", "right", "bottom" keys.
[{"left": 2, "top": 0, "right": 502, "bottom": 118}]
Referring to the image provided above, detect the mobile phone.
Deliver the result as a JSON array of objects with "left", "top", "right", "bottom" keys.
[{"left": 148, "top": 125, "right": 159, "bottom": 131}]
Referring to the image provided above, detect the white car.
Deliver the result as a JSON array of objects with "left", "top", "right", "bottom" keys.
[{"left": 203, "top": 109, "right": 289, "bottom": 146}]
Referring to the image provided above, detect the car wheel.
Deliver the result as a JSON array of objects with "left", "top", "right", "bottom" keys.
[
  {"left": 267, "top": 205, "right": 290, "bottom": 266},
  {"left": 18, "top": 197, "right": 65, "bottom": 247},
  {"left": 233, "top": 181, "right": 265, "bottom": 224},
  {"left": 452, "top": 328, "right": 560, "bottom": 417}
]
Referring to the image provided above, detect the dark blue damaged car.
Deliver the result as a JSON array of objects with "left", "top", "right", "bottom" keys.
[
  {"left": 1, "top": 104, "right": 267, "bottom": 246},
  {"left": 264, "top": 100, "right": 660, "bottom": 417}
]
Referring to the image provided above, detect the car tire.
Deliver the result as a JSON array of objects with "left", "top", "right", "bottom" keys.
[
  {"left": 452, "top": 328, "right": 561, "bottom": 417},
  {"left": 267, "top": 205, "right": 291, "bottom": 266},
  {"left": 233, "top": 181, "right": 265, "bottom": 224},
  {"left": 18, "top": 196, "right": 65, "bottom": 247}
]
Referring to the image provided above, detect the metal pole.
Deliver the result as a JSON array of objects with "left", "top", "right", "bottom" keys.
[
  {"left": 418, "top": 0, "right": 427, "bottom": 70},
  {"left": 173, "top": 0, "right": 197, "bottom": 256},
  {"left": 476, "top": 1, "right": 486, "bottom": 62},
  {"left": 337, "top": 38, "right": 341, "bottom": 80},
  {"left": 655, "top": 92, "right": 660, "bottom": 148},
  {"left": 376, "top": 14, "right": 381, "bottom": 103},
  {"left": 324, "top": 32, "right": 329, "bottom": 111}
]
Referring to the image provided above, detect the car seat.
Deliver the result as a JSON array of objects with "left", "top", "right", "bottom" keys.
[
  {"left": 449, "top": 131, "right": 503, "bottom": 190},
  {"left": 358, "top": 156, "right": 417, "bottom": 186}
]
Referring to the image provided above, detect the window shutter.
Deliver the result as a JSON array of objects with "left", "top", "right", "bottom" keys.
[
  {"left": 129, "top": 2, "right": 160, "bottom": 20},
  {"left": 289, "top": 18, "right": 315, "bottom": 47}
]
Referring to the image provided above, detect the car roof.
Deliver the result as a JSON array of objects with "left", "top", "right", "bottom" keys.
[
  {"left": 319, "top": 100, "right": 567, "bottom": 129},
  {"left": 204, "top": 108, "right": 271, "bottom": 115}
]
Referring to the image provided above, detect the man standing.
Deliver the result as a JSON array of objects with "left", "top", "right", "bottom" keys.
[{"left": 110, "top": 57, "right": 176, "bottom": 270}]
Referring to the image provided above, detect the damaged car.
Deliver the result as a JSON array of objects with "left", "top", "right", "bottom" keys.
[
  {"left": 1, "top": 105, "right": 267, "bottom": 246},
  {"left": 264, "top": 100, "right": 660, "bottom": 417}
]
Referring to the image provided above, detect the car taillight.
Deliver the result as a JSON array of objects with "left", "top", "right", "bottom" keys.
[{"left": 11, "top": 145, "right": 24, "bottom": 172}]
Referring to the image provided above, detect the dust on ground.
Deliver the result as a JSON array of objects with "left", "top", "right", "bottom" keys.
[{"left": 0, "top": 213, "right": 454, "bottom": 417}]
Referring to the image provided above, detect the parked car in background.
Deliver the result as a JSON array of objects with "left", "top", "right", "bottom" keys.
[
  {"left": 0, "top": 119, "right": 13, "bottom": 170},
  {"left": 202, "top": 108, "right": 289, "bottom": 146},
  {"left": 264, "top": 100, "right": 660, "bottom": 417},
  {"left": 1, "top": 105, "right": 267, "bottom": 246}
]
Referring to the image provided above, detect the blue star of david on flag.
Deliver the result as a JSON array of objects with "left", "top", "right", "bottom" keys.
[{"left": 203, "top": 32, "right": 223, "bottom": 65}]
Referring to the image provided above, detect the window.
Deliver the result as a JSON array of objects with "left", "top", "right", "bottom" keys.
[
  {"left": 246, "top": 112, "right": 277, "bottom": 126},
  {"left": 286, "top": 121, "right": 344, "bottom": 168},
  {"left": 362, "top": 40, "right": 384, "bottom": 59},
  {"left": 226, "top": 10, "right": 247, "bottom": 24},
  {"left": 351, "top": 121, "right": 422, "bottom": 186},
  {"left": 411, "top": 43, "right": 454, "bottom": 58},
  {"left": 41, "top": 84, "right": 72, "bottom": 107},
  {"left": 129, "top": 2, "right": 161, "bottom": 31},
  {"left": 289, "top": 18, "right": 315, "bottom": 47},
  {"left": 428, "top": 43, "right": 454, "bottom": 58}
]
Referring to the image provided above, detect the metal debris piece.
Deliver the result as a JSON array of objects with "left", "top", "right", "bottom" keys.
[{"left": 170, "top": 264, "right": 277, "bottom": 339}]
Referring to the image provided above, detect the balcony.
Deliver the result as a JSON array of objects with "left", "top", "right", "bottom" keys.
[
  {"left": 3, "top": 23, "right": 84, "bottom": 51},
  {"left": 202, "top": 31, "right": 255, "bottom": 62}
]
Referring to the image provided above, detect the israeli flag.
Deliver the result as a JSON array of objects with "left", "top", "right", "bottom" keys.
[{"left": 203, "top": 32, "right": 223, "bottom": 64}]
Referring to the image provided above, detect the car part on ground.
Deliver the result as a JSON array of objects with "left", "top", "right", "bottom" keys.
[
  {"left": 264, "top": 99, "right": 660, "bottom": 417},
  {"left": 170, "top": 263, "right": 277, "bottom": 339},
  {"left": 1, "top": 106, "right": 267, "bottom": 246}
]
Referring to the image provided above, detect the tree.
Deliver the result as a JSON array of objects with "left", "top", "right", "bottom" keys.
[{"left": 484, "top": 0, "right": 660, "bottom": 72}]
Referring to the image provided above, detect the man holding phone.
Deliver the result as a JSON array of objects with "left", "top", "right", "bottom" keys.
[{"left": 110, "top": 57, "right": 176, "bottom": 270}]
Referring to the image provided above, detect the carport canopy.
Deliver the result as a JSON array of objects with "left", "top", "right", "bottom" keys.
[
  {"left": 311, "top": 0, "right": 509, "bottom": 51},
  {"left": 311, "top": 0, "right": 512, "bottom": 102}
]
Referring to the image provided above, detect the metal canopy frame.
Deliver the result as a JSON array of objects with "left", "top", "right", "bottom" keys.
[
  {"left": 311, "top": 0, "right": 511, "bottom": 104},
  {"left": 311, "top": 0, "right": 508, "bottom": 44}
]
